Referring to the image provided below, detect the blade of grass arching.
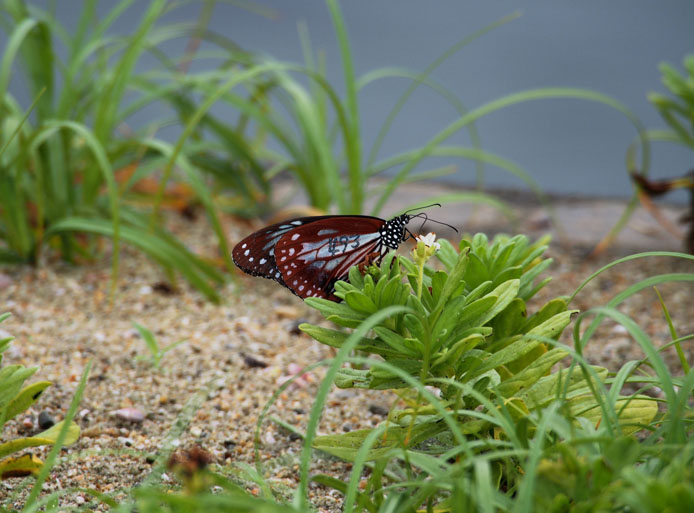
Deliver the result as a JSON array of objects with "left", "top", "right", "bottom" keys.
[
  {"left": 32, "top": 120, "right": 121, "bottom": 299},
  {"left": 1, "top": 6, "right": 54, "bottom": 121},
  {"left": 653, "top": 286, "right": 690, "bottom": 374},
  {"left": 364, "top": 12, "right": 521, "bottom": 175},
  {"left": 578, "top": 273, "right": 694, "bottom": 355},
  {"left": 575, "top": 307, "right": 677, "bottom": 416},
  {"left": 118, "top": 206, "right": 225, "bottom": 283},
  {"left": 46, "top": 217, "right": 222, "bottom": 302},
  {"left": 608, "top": 360, "right": 643, "bottom": 406},
  {"left": 372, "top": 88, "right": 648, "bottom": 216},
  {"left": 0, "top": 18, "right": 40, "bottom": 102},
  {"left": 22, "top": 361, "right": 91, "bottom": 511},
  {"left": 569, "top": 251, "right": 694, "bottom": 303},
  {"left": 326, "top": 0, "right": 362, "bottom": 214}
]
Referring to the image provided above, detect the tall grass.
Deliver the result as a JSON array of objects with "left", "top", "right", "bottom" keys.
[{"left": 0, "top": 0, "right": 274, "bottom": 301}]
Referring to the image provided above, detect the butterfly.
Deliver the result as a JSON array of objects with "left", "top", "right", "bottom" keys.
[{"left": 232, "top": 207, "right": 450, "bottom": 302}]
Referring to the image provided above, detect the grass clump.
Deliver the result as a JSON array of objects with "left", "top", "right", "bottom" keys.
[{"left": 0, "top": 0, "right": 276, "bottom": 301}]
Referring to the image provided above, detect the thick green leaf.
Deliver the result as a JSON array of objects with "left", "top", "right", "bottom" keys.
[
  {"left": 488, "top": 297, "right": 527, "bottom": 342},
  {"left": 344, "top": 290, "right": 377, "bottom": 315},
  {"left": 372, "top": 326, "right": 421, "bottom": 357},
  {"left": 573, "top": 397, "right": 657, "bottom": 435},
  {"left": 4, "top": 381, "right": 51, "bottom": 424},
  {"left": 0, "top": 452, "right": 43, "bottom": 479},
  {"left": 313, "top": 422, "right": 446, "bottom": 461},
  {"left": 0, "top": 420, "right": 79, "bottom": 459},
  {"left": 496, "top": 348, "right": 568, "bottom": 398},
  {"left": 520, "top": 365, "right": 609, "bottom": 413}
]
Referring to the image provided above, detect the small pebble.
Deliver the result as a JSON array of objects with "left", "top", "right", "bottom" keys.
[
  {"left": 22, "top": 416, "right": 34, "bottom": 429},
  {"left": 368, "top": 404, "right": 389, "bottom": 416},
  {"left": 274, "top": 305, "right": 300, "bottom": 319},
  {"left": 38, "top": 411, "right": 55, "bottom": 430},
  {"left": 243, "top": 353, "right": 268, "bottom": 369},
  {"left": 288, "top": 319, "right": 307, "bottom": 336},
  {"left": 342, "top": 423, "right": 353, "bottom": 432},
  {"left": 152, "top": 281, "right": 176, "bottom": 295},
  {"left": 0, "top": 273, "right": 12, "bottom": 289},
  {"left": 113, "top": 407, "right": 145, "bottom": 423},
  {"left": 190, "top": 426, "right": 202, "bottom": 437}
]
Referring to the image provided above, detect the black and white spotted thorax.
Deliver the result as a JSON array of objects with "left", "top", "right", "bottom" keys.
[{"left": 380, "top": 214, "right": 411, "bottom": 250}]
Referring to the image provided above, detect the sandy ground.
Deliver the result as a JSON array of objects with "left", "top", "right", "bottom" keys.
[{"left": 1, "top": 189, "right": 693, "bottom": 510}]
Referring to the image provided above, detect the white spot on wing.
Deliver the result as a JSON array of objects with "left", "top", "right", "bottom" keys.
[
  {"left": 291, "top": 233, "right": 300, "bottom": 241},
  {"left": 244, "top": 249, "right": 250, "bottom": 256},
  {"left": 259, "top": 258, "right": 266, "bottom": 264}
]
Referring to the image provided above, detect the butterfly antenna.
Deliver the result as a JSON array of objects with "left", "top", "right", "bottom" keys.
[
  {"left": 403, "top": 203, "right": 442, "bottom": 215},
  {"left": 411, "top": 211, "right": 459, "bottom": 233}
]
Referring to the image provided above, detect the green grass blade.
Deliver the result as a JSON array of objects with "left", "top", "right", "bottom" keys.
[{"left": 569, "top": 251, "right": 694, "bottom": 303}]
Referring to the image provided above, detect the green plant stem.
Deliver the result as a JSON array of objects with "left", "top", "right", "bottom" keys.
[{"left": 416, "top": 259, "right": 425, "bottom": 301}]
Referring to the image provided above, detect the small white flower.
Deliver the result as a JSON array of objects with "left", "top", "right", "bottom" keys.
[{"left": 416, "top": 232, "right": 440, "bottom": 251}]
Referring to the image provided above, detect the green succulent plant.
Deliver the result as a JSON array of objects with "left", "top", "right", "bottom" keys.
[
  {"left": 299, "top": 234, "right": 657, "bottom": 460},
  {"left": 0, "top": 313, "right": 79, "bottom": 479}
]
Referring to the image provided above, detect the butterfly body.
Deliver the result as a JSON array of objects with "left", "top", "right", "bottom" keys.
[{"left": 232, "top": 214, "right": 412, "bottom": 301}]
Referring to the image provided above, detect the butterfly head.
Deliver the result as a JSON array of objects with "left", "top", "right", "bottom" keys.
[{"left": 381, "top": 214, "right": 412, "bottom": 249}]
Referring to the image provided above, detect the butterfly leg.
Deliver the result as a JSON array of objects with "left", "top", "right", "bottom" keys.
[{"left": 358, "top": 251, "right": 383, "bottom": 274}]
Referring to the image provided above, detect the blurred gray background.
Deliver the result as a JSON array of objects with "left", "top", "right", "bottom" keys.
[{"left": 14, "top": 1, "right": 694, "bottom": 199}]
